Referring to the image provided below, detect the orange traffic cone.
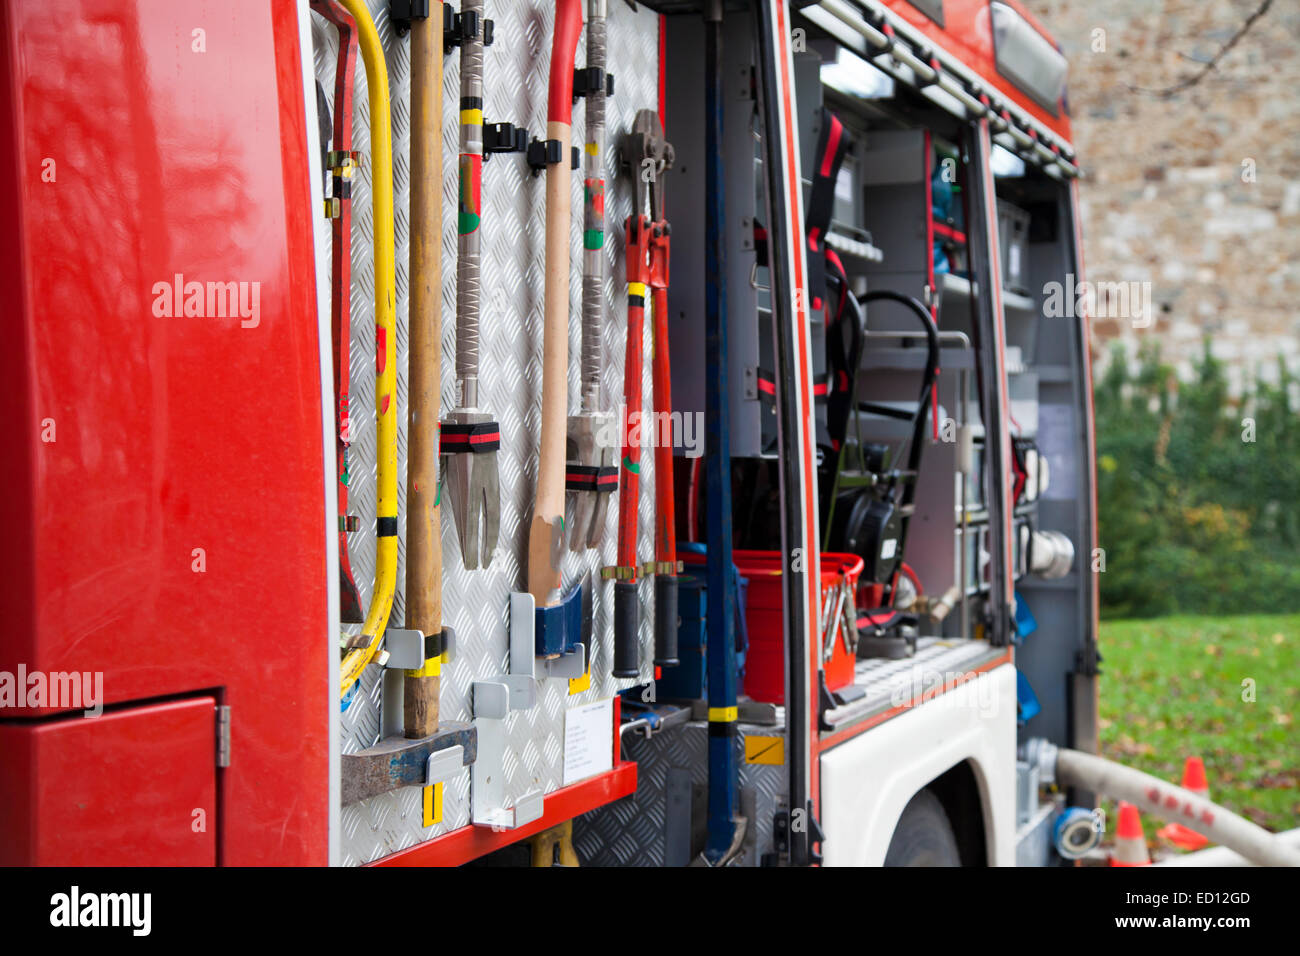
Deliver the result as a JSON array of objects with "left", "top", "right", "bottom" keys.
[
  {"left": 1110, "top": 801, "right": 1150, "bottom": 866},
  {"left": 1157, "top": 757, "right": 1211, "bottom": 851}
]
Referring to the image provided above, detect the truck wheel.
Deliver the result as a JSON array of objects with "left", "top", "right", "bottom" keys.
[{"left": 883, "top": 789, "right": 962, "bottom": 866}]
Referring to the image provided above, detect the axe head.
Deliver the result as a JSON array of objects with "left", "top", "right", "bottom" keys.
[
  {"left": 339, "top": 564, "right": 365, "bottom": 623},
  {"left": 566, "top": 411, "right": 616, "bottom": 551},
  {"left": 443, "top": 408, "right": 501, "bottom": 570}
]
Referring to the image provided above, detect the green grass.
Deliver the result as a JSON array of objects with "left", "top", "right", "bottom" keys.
[{"left": 1099, "top": 614, "right": 1300, "bottom": 843}]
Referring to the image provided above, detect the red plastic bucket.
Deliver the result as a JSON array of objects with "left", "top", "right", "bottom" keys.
[{"left": 735, "top": 550, "right": 863, "bottom": 704}]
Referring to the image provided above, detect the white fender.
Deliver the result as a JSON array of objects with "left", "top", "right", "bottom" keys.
[{"left": 820, "top": 663, "right": 1017, "bottom": 866}]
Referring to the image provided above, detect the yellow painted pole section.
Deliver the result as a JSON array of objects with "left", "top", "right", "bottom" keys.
[{"left": 340, "top": 0, "right": 399, "bottom": 697}]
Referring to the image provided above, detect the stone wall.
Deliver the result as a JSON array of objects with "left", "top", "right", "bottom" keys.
[{"left": 1024, "top": 0, "right": 1300, "bottom": 390}]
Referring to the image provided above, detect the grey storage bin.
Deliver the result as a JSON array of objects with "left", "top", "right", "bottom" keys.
[{"left": 997, "top": 199, "right": 1032, "bottom": 295}]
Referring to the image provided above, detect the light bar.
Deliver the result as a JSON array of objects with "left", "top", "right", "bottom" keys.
[
  {"left": 990, "top": 2, "right": 1068, "bottom": 115},
  {"left": 808, "top": 0, "right": 1078, "bottom": 178}
]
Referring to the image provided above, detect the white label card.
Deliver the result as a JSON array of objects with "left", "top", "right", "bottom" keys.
[{"left": 563, "top": 696, "right": 615, "bottom": 786}]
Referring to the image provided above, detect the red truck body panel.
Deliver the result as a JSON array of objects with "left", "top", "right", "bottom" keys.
[
  {"left": 0, "top": 0, "right": 329, "bottom": 864},
  {"left": 0, "top": 696, "right": 219, "bottom": 865},
  {"left": 881, "top": 0, "right": 1073, "bottom": 142}
]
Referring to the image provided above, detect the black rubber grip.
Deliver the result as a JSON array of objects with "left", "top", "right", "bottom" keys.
[
  {"left": 612, "top": 580, "right": 640, "bottom": 678},
  {"left": 653, "top": 574, "right": 679, "bottom": 667}
]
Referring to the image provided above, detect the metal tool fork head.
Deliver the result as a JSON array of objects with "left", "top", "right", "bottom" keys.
[
  {"left": 442, "top": 409, "right": 501, "bottom": 570},
  {"left": 567, "top": 412, "right": 617, "bottom": 550}
]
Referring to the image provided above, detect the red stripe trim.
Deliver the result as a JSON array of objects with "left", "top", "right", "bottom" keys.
[
  {"left": 924, "top": 129, "right": 936, "bottom": 320},
  {"left": 932, "top": 221, "right": 966, "bottom": 243},
  {"left": 372, "top": 763, "right": 638, "bottom": 866},
  {"left": 774, "top": 0, "right": 822, "bottom": 817}
]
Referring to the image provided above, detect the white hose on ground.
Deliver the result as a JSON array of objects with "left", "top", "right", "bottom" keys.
[
  {"left": 1158, "top": 828, "right": 1300, "bottom": 867},
  {"left": 1055, "top": 748, "right": 1300, "bottom": 868}
]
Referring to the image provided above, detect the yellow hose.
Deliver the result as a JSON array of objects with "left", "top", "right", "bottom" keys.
[{"left": 339, "top": 0, "right": 398, "bottom": 698}]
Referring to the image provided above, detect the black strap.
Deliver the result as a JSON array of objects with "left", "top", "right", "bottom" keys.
[
  {"left": 439, "top": 421, "right": 501, "bottom": 454},
  {"left": 823, "top": 249, "right": 863, "bottom": 456},
  {"left": 566, "top": 464, "right": 618, "bottom": 492},
  {"left": 805, "top": 109, "right": 851, "bottom": 314}
]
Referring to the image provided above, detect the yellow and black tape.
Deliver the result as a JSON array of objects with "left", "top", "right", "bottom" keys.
[
  {"left": 708, "top": 705, "right": 738, "bottom": 738},
  {"left": 422, "top": 782, "right": 443, "bottom": 827}
]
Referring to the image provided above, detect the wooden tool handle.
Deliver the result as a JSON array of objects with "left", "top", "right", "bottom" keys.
[
  {"left": 529, "top": 119, "right": 573, "bottom": 606},
  {"left": 404, "top": 5, "right": 444, "bottom": 738},
  {"left": 529, "top": 0, "right": 583, "bottom": 607}
]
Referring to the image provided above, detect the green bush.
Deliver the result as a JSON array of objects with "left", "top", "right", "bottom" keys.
[{"left": 1094, "top": 340, "right": 1300, "bottom": 618}]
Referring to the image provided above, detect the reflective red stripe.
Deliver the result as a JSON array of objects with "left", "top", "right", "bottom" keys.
[
  {"left": 932, "top": 221, "right": 966, "bottom": 243},
  {"left": 819, "top": 114, "right": 842, "bottom": 179}
]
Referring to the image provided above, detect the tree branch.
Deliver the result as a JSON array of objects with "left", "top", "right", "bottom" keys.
[{"left": 1127, "top": 0, "right": 1273, "bottom": 98}]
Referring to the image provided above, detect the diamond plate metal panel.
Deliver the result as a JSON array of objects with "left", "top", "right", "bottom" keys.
[
  {"left": 824, "top": 637, "right": 1002, "bottom": 730},
  {"left": 574, "top": 722, "right": 788, "bottom": 866},
  {"left": 313, "top": 0, "right": 665, "bottom": 865}
]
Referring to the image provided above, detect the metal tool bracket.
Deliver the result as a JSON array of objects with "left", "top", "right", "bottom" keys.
[
  {"left": 469, "top": 590, "right": 585, "bottom": 831},
  {"left": 483, "top": 121, "right": 529, "bottom": 161},
  {"left": 471, "top": 674, "right": 544, "bottom": 829},
  {"left": 572, "top": 66, "right": 615, "bottom": 100},
  {"left": 514, "top": 588, "right": 586, "bottom": 670},
  {"left": 441, "top": 5, "right": 494, "bottom": 52},
  {"left": 527, "top": 139, "right": 581, "bottom": 176},
  {"left": 426, "top": 744, "right": 464, "bottom": 786},
  {"left": 389, "top": 0, "right": 430, "bottom": 36},
  {"left": 381, "top": 626, "right": 456, "bottom": 669}
]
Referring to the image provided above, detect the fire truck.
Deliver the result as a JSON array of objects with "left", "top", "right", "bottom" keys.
[{"left": 1, "top": 0, "right": 1104, "bottom": 866}]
